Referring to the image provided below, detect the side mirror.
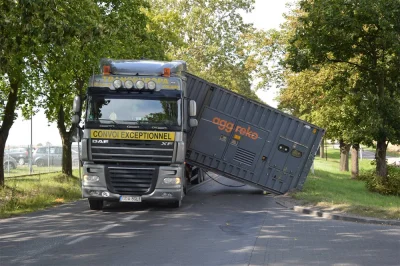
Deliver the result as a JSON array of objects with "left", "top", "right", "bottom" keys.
[
  {"left": 73, "top": 96, "right": 81, "bottom": 113},
  {"left": 189, "top": 100, "right": 197, "bottom": 117},
  {"left": 189, "top": 118, "right": 198, "bottom": 127},
  {"left": 71, "top": 114, "right": 80, "bottom": 125}
]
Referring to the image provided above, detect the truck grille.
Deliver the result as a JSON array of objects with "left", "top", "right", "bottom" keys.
[
  {"left": 91, "top": 140, "right": 173, "bottom": 164},
  {"left": 107, "top": 167, "right": 156, "bottom": 195}
]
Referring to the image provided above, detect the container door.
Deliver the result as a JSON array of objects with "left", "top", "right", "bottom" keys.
[
  {"left": 282, "top": 143, "right": 308, "bottom": 176},
  {"left": 189, "top": 108, "right": 236, "bottom": 159},
  {"left": 268, "top": 137, "right": 293, "bottom": 171}
]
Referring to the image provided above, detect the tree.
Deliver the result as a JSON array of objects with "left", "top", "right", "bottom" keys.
[
  {"left": 284, "top": 0, "right": 400, "bottom": 179},
  {"left": 278, "top": 62, "right": 367, "bottom": 173},
  {"left": 147, "top": 0, "right": 273, "bottom": 101},
  {"left": 0, "top": 0, "right": 57, "bottom": 186},
  {"left": 27, "top": 0, "right": 166, "bottom": 176}
]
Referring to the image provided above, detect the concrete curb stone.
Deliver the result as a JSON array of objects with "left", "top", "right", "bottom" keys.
[{"left": 275, "top": 197, "right": 400, "bottom": 227}]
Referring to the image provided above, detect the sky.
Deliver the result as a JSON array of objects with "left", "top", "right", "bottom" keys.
[{"left": 5, "top": 0, "right": 295, "bottom": 147}]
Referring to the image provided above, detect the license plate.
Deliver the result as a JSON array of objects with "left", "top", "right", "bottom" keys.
[{"left": 120, "top": 195, "right": 141, "bottom": 202}]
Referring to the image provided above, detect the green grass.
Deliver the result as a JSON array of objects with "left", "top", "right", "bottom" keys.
[
  {"left": 0, "top": 170, "right": 82, "bottom": 218},
  {"left": 294, "top": 148, "right": 400, "bottom": 220}
]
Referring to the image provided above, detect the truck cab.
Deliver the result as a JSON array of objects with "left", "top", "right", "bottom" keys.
[{"left": 73, "top": 59, "right": 199, "bottom": 210}]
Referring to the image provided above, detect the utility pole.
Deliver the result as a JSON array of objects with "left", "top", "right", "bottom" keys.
[{"left": 29, "top": 109, "right": 33, "bottom": 174}]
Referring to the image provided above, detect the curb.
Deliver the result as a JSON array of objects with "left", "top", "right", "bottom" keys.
[{"left": 275, "top": 199, "right": 400, "bottom": 227}]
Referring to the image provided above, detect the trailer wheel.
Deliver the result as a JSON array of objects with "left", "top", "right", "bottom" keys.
[
  {"left": 88, "top": 199, "right": 103, "bottom": 210},
  {"left": 199, "top": 169, "right": 205, "bottom": 182}
]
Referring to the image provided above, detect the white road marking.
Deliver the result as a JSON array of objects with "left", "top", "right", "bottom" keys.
[
  {"left": 99, "top": 224, "right": 120, "bottom": 232},
  {"left": 66, "top": 236, "right": 90, "bottom": 245},
  {"left": 122, "top": 215, "right": 139, "bottom": 222}
]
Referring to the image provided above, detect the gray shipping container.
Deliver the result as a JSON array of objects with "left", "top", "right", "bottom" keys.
[{"left": 185, "top": 73, "right": 325, "bottom": 194}]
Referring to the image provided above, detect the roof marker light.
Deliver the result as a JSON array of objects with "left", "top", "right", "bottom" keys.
[
  {"left": 163, "top": 68, "right": 171, "bottom": 77},
  {"left": 103, "top": 65, "right": 111, "bottom": 75}
]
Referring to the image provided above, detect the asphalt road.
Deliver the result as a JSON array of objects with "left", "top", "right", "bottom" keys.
[{"left": 1, "top": 175, "right": 399, "bottom": 266}]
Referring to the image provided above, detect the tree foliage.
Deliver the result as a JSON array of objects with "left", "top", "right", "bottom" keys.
[
  {"left": 147, "top": 0, "right": 275, "bottom": 101},
  {"left": 20, "top": 0, "right": 167, "bottom": 176},
  {"left": 283, "top": 0, "right": 400, "bottom": 178},
  {"left": 0, "top": 0, "right": 62, "bottom": 185}
]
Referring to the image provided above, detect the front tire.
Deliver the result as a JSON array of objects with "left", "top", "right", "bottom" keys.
[
  {"left": 18, "top": 158, "right": 25, "bottom": 165},
  {"left": 88, "top": 199, "right": 103, "bottom": 210}
]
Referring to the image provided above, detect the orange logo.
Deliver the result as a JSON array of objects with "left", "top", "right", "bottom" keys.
[{"left": 212, "top": 117, "right": 258, "bottom": 140}]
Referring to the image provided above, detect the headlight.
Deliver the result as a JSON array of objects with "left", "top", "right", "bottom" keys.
[
  {"left": 136, "top": 80, "right": 145, "bottom": 90},
  {"left": 148, "top": 81, "right": 156, "bottom": 90},
  {"left": 163, "top": 177, "right": 181, "bottom": 185},
  {"left": 125, "top": 80, "right": 134, "bottom": 89},
  {"left": 83, "top": 175, "right": 100, "bottom": 182},
  {"left": 113, "top": 79, "right": 122, "bottom": 89}
]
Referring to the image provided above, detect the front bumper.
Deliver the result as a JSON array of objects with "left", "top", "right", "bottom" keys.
[
  {"left": 82, "top": 163, "right": 184, "bottom": 202},
  {"left": 83, "top": 187, "right": 182, "bottom": 202}
]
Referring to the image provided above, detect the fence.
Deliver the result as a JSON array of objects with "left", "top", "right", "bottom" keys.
[{"left": 3, "top": 143, "right": 81, "bottom": 178}]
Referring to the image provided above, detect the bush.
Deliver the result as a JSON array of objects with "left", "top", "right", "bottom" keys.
[{"left": 358, "top": 166, "right": 400, "bottom": 196}]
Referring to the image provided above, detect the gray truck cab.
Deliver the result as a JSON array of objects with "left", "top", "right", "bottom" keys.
[{"left": 73, "top": 59, "right": 198, "bottom": 210}]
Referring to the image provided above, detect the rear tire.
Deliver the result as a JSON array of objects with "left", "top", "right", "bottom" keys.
[{"left": 88, "top": 199, "right": 103, "bottom": 210}]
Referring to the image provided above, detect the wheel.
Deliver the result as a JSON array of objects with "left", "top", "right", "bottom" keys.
[
  {"left": 36, "top": 159, "right": 45, "bottom": 167},
  {"left": 18, "top": 158, "right": 25, "bottom": 165},
  {"left": 191, "top": 168, "right": 204, "bottom": 184},
  {"left": 88, "top": 199, "right": 103, "bottom": 210},
  {"left": 170, "top": 200, "right": 182, "bottom": 208},
  {"left": 4, "top": 162, "right": 15, "bottom": 170},
  {"left": 199, "top": 169, "right": 205, "bottom": 182}
]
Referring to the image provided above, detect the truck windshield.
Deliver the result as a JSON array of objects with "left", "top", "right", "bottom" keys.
[{"left": 87, "top": 96, "right": 181, "bottom": 127}]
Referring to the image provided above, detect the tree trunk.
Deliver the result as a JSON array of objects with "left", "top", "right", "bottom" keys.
[
  {"left": 319, "top": 138, "right": 325, "bottom": 158},
  {"left": 0, "top": 81, "right": 20, "bottom": 186},
  {"left": 351, "top": 143, "right": 359, "bottom": 179},
  {"left": 0, "top": 135, "right": 6, "bottom": 187},
  {"left": 57, "top": 105, "right": 73, "bottom": 176},
  {"left": 375, "top": 138, "right": 388, "bottom": 181},
  {"left": 339, "top": 139, "right": 351, "bottom": 172}
]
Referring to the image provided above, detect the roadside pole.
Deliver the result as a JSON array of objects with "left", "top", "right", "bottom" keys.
[
  {"left": 48, "top": 142, "right": 50, "bottom": 173},
  {"left": 77, "top": 128, "right": 83, "bottom": 198},
  {"left": 29, "top": 113, "right": 33, "bottom": 174}
]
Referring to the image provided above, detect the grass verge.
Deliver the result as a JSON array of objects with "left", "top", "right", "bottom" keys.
[
  {"left": 0, "top": 170, "right": 81, "bottom": 218},
  {"left": 293, "top": 148, "right": 400, "bottom": 220}
]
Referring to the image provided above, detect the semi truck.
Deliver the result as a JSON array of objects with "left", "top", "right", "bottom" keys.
[{"left": 71, "top": 59, "right": 324, "bottom": 210}]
